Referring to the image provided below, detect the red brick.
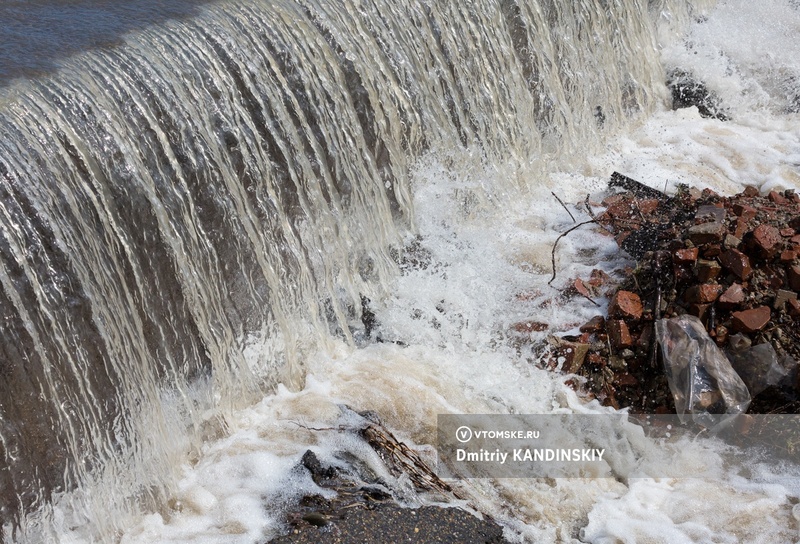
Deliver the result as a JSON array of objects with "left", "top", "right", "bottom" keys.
[
  {"left": 731, "top": 306, "right": 771, "bottom": 333},
  {"left": 751, "top": 224, "right": 782, "bottom": 256},
  {"left": 718, "top": 283, "right": 745, "bottom": 309},
  {"left": 720, "top": 249, "right": 753, "bottom": 279},
  {"left": 792, "top": 234, "right": 800, "bottom": 246},
  {"left": 684, "top": 283, "right": 723, "bottom": 303},
  {"left": 781, "top": 228, "right": 795, "bottom": 237},
  {"left": 743, "top": 185, "right": 760, "bottom": 197},
  {"left": 673, "top": 247, "right": 699, "bottom": 265},
  {"left": 608, "top": 291, "right": 643, "bottom": 320},
  {"left": 573, "top": 278, "right": 593, "bottom": 298},
  {"left": 589, "top": 268, "right": 612, "bottom": 288},
  {"left": 615, "top": 373, "right": 639, "bottom": 387},
  {"left": 635, "top": 199, "right": 660, "bottom": 215},
  {"left": 607, "top": 319, "right": 633, "bottom": 348},
  {"left": 781, "top": 249, "right": 797, "bottom": 263},
  {"left": 733, "top": 203, "right": 757, "bottom": 220},
  {"left": 768, "top": 190, "right": 789, "bottom": 205}
]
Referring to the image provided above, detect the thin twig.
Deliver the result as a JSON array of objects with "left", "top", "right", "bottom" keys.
[
  {"left": 584, "top": 194, "right": 596, "bottom": 220},
  {"left": 548, "top": 220, "right": 597, "bottom": 285},
  {"left": 552, "top": 191, "right": 576, "bottom": 223}
]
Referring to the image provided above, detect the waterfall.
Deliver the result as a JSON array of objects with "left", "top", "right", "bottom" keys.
[{"left": 0, "top": 0, "right": 711, "bottom": 538}]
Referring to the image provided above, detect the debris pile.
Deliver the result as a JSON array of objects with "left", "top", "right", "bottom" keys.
[{"left": 551, "top": 173, "right": 800, "bottom": 414}]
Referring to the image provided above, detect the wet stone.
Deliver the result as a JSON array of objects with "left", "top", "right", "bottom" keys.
[
  {"left": 673, "top": 247, "right": 699, "bottom": 265},
  {"left": 733, "top": 202, "right": 757, "bottom": 220},
  {"left": 724, "top": 234, "right": 742, "bottom": 249},
  {"left": 684, "top": 283, "right": 722, "bottom": 304},
  {"left": 788, "top": 263, "right": 800, "bottom": 291},
  {"left": 512, "top": 320, "right": 549, "bottom": 333},
  {"left": 788, "top": 298, "right": 800, "bottom": 318},
  {"left": 731, "top": 306, "right": 771, "bottom": 333},
  {"left": 607, "top": 319, "right": 633, "bottom": 349},
  {"left": 774, "top": 289, "right": 797, "bottom": 310}
]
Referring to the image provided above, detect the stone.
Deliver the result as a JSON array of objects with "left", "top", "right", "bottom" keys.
[
  {"left": 780, "top": 249, "right": 797, "bottom": 263},
  {"left": 607, "top": 319, "right": 633, "bottom": 348},
  {"left": 792, "top": 234, "right": 800, "bottom": 246},
  {"left": 734, "top": 218, "right": 749, "bottom": 239},
  {"left": 689, "top": 303, "right": 712, "bottom": 319},
  {"left": 790, "top": 216, "right": 800, "bottom": 231},
  {"left": 579, "top": 315, "right": 605, "bottom": 333},
  {"left": 512, "top": 320, "right": 549, "bottom": 333},
  {"left": 673, "top": 247, "right": 699, "bottom": 265},
  {"left": 684, "top": 283, "right": 723, "bottom": 303},
  {"left": 694, "top": 259, "right": 721, "bottom": 282},
  {"left": 774, "top": 289, "right": 797, "bottom": 310},
  {"left": 615, "top": 373, "right": 639, "bottom": 387},
  {"left": 688, "top": 222, "right": 726, "bottom": 245},
  {"left": 572, "top": 278, "right": 593, "bottom": 298},
  {"left": 608, "top": 291, "right": 643, "bottom": 320},
  {"left": 789, "top": 263, "right": 800, "bottom": 291},
  {"left": 587, "top": 353, "right": 607, "bottom": 367},
  {"left": 751, "top": 224, "right": 782, "bottom": 256},
  {"left": 702, "top": 244, "right": 722, "bottom": 258},
  {"left": 781, "top": 228, "right": 795, "bottom": 237},
  {"left": 724, "top": 234, "right": 742, "bottom": 250},
  {"left": 731, "top": 306, "right": 771, "bottom": 333},
  {"left": 720, "top": 249, "right": 752, "bottom": 279},
  {"left": 718, "top": 283, "right": 745, "bottom": 309}
]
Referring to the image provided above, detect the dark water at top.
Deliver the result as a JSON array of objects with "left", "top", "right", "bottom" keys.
[{"left": 0, "top": 0, "right": 211, "bottom": 84}]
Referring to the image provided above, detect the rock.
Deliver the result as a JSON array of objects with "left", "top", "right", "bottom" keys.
[
  {"left": 731, "top": 306, "right": 771, "bottom": 333},
  {"left": 615, "top": 373, "right": 638, "bottom": 387},
  {"left": 689, "top": 303, "right": 712, "bottom": 320},
  {"left": 720, "top": 249, "right": 753, "bottom": 279},
  {"left": 608, "top": 290, "right": 643, "bottom": 320},
  {"left": 684, "top": 283, "right": 722, "bottom": 303},
  {"left": 718, "top": 283, "right": 745, "bottom": 309},
  {"left": 694, "top": 259, "right": 721, "bottom": 282},
  {"left": 607, "top": 319, "right": 633, "bottom": 348},
  {"left": 589, "top": 268, "right": 612, "bottom": 287},
  {"left": 751, "top": 224, "right": 782, "bottom": 257},
  {"left": 688, "top": 222, "right": 726, "bottom": 245},
  {"left": 780, "top": 249, "right": 797, "bottom": 263},
  {"left": 579, "top": 315, "right": 605, "bottom": 333},
  {"left": 636, "top": 199, "right": 660, "bottom": 215},
  {"left": 780, "top": 227, "right": 795, "bottom": 237},
  {"left": 572, "top": 278, "right": 593, "bottom": 298},
  {"left": 774, "top": 289, "right": 797, "bottom": 310}
]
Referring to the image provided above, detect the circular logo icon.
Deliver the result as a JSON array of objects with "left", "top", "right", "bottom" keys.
[{"left": 455, "top": 426, "right": 473, "bottom": 443}]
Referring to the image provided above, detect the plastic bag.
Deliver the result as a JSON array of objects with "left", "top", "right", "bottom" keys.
[
  {"left": 655, "top": 315, "right": 750, "bottom": 426},
  {"left": 726, "top": 334, "right": 786, "bottom": 396}
]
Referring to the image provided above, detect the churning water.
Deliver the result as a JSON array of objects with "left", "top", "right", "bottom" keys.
[{"left": 1, "top": 0, "right": 799, "bottom": 542}]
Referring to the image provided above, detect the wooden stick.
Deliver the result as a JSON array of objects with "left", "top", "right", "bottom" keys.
[{"left": 548, "top": 220, "right": 597, "bottom": 285}]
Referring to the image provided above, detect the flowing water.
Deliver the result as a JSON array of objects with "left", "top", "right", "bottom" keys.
[{"left": 1, "top": 0, "right": 799, "bottom": 542}]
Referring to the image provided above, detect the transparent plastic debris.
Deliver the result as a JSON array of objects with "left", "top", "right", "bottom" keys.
[
  {"left": 726, "top": 333, "right": 787, "bottom": 396},
  {"left": 656, "top": 315, "right": 750, "bottom": 426}
]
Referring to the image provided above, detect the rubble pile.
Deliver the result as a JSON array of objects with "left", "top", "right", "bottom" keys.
[{"left": 552, "top": 173, "right": 800, "bottom": 414}]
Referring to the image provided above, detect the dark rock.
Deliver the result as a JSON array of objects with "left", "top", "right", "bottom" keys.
[
  {"left": 774, "top": 289, "right": 797, "bottom": 310},
  {"left": 580, "top": 315, "right": 605, "bottom": 333},
  {"left": 694, "top": 259, "right": 721, "bottom": 282},
  {"left": 512, "top": 320, "right": 549, "bottom": 333},
  {"left": 788, "top": 263, "right": 800, "bottom": 291},
  {"left": 667, "top": 69, "right": 729, "bottom": 120},
  {"left": 684, "top": 283, "right": 722, "bottom": 303},
  {"left": 788, "top": 298, "right": 800, "bottom": 318},
  {"left": 743, "top": 185, "right": 760, "bottom": 198},
  {"left": 607, "top": 319, "right": 633, "bottom": 348},
  {"left": 673, "top": 247, "right": 699, "bottom": 265}
]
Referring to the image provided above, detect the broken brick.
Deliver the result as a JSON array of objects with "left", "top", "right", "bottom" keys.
[
  {"left": 768, "top": 190, "right": 789, "bottom": 205},
  {"left": 608, "top": 290, "right": 643, "bottom": 320},
  {"left": 751, "top": 224, "right": 782, "bottom": 257},
  {"left": 607, "top": 319, "right": 633, "bottom": 348},
  {"left": 718, "top": 283, "right": 746, "bottom": 309},
  {"left": 720, "top": 249, "right": 753, "bottom": 279},
  {"left": 788, "top": 298, "right": 800, "bottom": 318},
  {"left": 635, "top": 199, "right": 660, "bottom": 215},
  {"left": 589, "top": 268, "right": 612, "bottom": 287},
  {"left": 781, "top": 249, "right": 797, "bottom": 263},
  {"left": 673, "top": 247, "right": 699, "bottom": 265},
  {"left": 731, "top": 306, "right": 771, "bottom": 333},
  {"left": 774, "top": 289, "right": 797, "bottom": 310},
  {"left": 684, "top": 283, "right": 722, "bottom": 304},
  {"left": 694, "top": 259, "right": 721, "bottom": 282},
  {"left": 733, "top": 202, "right": 757, "bottom": 220},
  {"left": 615, "top": 373, "right": 639, "bottom": 387},
  {"left": 743, "top": 185, "right": 760, "bottom": 197},
  {"left": 780, "top": 227, "right": 795, "bottom": 237}
]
